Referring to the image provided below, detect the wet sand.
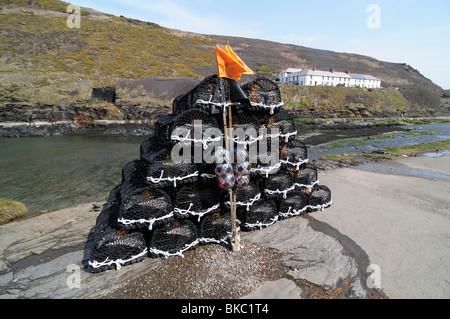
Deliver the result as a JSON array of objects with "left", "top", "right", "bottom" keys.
[{"left": 312, "top": 155, "right": 450, "bottom": 298}]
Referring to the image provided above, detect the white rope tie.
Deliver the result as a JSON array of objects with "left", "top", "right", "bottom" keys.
[
  {"left": 149, "top": 239, "right": 200, "bottom": 258},
  {"left": 280, "top": 157, "right": 308, "bottom": 170},
  {"left": 118, "top": 211, "right": 175, "bottom": 231},
  {"left": 251, "top": 161, "right": 282, "bottom": 178},
  {"left": 232, "top": 133, "right": 264, "bottom": 146},
  {"left": 200, "top": 173, "right": 216, "bottom": 179},
  {"left": 267, "top": 130, "right": 298, "bottom": 143},
  {"left": 264, "top": 180, "right": 319, "bottom": 199},
  {"left": 250, "top": 101, "right": 284, "bottom": 114},
  {"left": 171, "top": 132, "right": 223, "bottom": 150},
  {"left": 225, "top": 193, "right": 261, "bottom": 211},
  {"left": 88, "top": 247, "right": 148, "bottom": 271},
  {"left": 174, "top": 203, "right": 221, "bottom": 221},
  {"left": 147, "top": 170, "right": 199, "bottom": 187},
  {"left": 195, "top": 97, "right": 240, "bottom": 109},
  {"left": 244, "top": 215, "right": 279, "bottom": 230},
  {"left": 279, "top": 200, "right": 333, "bottom": 219}
]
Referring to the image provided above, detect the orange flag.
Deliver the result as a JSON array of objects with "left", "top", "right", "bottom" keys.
[{"left": 216, "top": 44, "right": 253, "bottom": 81}]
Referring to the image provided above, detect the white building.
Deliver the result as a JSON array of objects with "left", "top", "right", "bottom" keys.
[{"left": 279, "top": 67, "right": 381, "bottom": 89}]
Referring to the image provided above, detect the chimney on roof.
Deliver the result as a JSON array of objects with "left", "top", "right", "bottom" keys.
[
  {"left": 330, "top": 68, "right": 334, "bottom": 73},
  {"left": 345, "top": 69, "right": 349, "bottom": 74}
]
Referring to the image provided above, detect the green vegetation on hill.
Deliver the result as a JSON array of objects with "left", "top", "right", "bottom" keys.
[
  {"left": 0, "top": 0, "right": 447, "bottom": 117},
  {"left": 281, "top": 85, "right": 409, "bottom": 118}
]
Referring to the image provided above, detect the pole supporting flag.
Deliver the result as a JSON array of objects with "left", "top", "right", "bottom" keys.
[{"left": 216, "top": 42, "right": 254, "bottom": 252}]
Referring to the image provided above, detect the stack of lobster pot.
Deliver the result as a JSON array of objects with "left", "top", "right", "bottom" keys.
[{"left": 88, "top": 75, "right": 332, "bottom": 273}]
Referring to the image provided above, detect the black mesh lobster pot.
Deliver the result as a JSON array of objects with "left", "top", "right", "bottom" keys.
[
  {"left": 278, "top": 190, "right": 309, "bottom": 220},
  {"left": 231, "top": 113, "right": 261, "bottom": 149},
  {"left": 266, "top": 110, "right": 297, "bottom": 144},
  {"left": 307, "top": 184, "right": 332, "bottom": 210},
  {"left": 241, "top": 77, "right": 283, "bottom": 115},
  {"left": 172, "top": 75, "right": 232, "bottom": 115},
  {"left": 149, "top": 219, "right": 199, "bottom": 258},
  {"left": 121, "top": 159, "right": 148, "bottom": 184},
  {"left": 153, "top": 114, "right": 177, "bottom": 142},
  {"left": 140, "top": 136, "right": 171, "bottom": 163},
  {"left": 173, "top": 185, "right": 221, "bottom": 221},
  {"left": 263, "top": 172, "right": 294, "bottom": 200},
  {"left": 280, "top": 137, "right": 308, "bottom": 171},
  {"left": 170, "top": 108, "right": 219, "bottom": 142},
  {"left": 146, "top": 159, "right": 199, "bottom": 188},
  {"left": 199, "top": 211, "right": 233, "bottom": 245},
  {"left": 223, "top": 181, "right": 262, "bottom": 213},
  {"left": 117, "top": 188, "right": 173, "bottom": 230},
  {"left": 88, "top": 197, "right": 147, "bottom": 273},
  {"left": 243, "top": 199, "right": 278, "bottom": 231},
  {"left": 294, "top": 162, "right": 318, "bottom": 187}
]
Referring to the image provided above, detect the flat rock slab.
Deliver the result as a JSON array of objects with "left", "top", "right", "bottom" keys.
[
  {"left": 242, "top": 217, "right": 365, "bottom": 298},
  {"left": 241, "top": 278, "right": 302, "bottom": 299},
  {"left": 1, "top": 197, "right": 367, "bottom": 299},
  {"left": 0, "top": 202, "right": 162, "bottom": 299}
]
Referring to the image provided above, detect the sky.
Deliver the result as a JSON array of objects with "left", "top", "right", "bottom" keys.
[{"left": 69, "top": 0, "right": 450, "bottom": 89}]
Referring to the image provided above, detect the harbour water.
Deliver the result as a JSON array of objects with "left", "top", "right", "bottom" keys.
[
  {"left": 0, "top": 135, "right": 145, "bottom": 213},
  {"left": 0, "top": 122, "right": 449, "bottom": 214}
]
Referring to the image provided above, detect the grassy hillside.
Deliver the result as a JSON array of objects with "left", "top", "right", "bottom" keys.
[
  {"left": 281, "top": 85, "right": 411, "bottom": 118},
  {"left": 0, "top": 0, "right": 447, "bottom": 116}
]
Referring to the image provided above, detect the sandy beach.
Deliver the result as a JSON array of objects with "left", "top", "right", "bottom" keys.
[
  {"left": 0, "top": 154, "right": 448, "bottom": 299},
  {"left": 313, "top": 155, "right": 450, "bottom": 298}
]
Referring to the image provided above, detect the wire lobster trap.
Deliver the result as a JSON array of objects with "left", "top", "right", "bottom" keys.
[
  {"left": 153, "top": 114, "right": 177, "bottom": 143},
  {"left": 140, "top": 136, "right": 172, "bottom": 163},
  {"left": 278, "top": 190, "right": 309, "bottom": 220},
  {"left": 117, "top": 187, "right": 173, "bottom": 230},
  {"left": 263, "top": 171, "right": 295, "bottom": 200},
  {"left": 149, "top": 219, "right": 199, "bottom": 258},
  {"left": 88, "top": 198, "right": 148, "bottom": 273},
  {"left": 266, "top": 110, "right": 298, "bottom": 144},
  {"left": 146, "top": 158, "right": 199, "bottom": 188},
  {"left": 199, "top": 210, "right": 233, "bottom": 245},
  {"left": 241, "top": 77, "right": 284, "bottom": 115},
  {"left": 121, "top": 159, "right": 148, "bottom": 184},
  {"left": 294, "top": 162, "right": 318, "bottom": 188},
  {"left": 279, "top": 137, "right": 308, "bottom": 171},
  {"left": 170, "top": 108, "right": 221, "bottom": 151},
  {"left": 242, "top": 199, "right": 278, "bottom": 231},
  {"left": 173, "top": 185, "right": 221, "bottom": 221},
  {"left": 223, "top": 181, "right": 262, "bottom": 213},
  {"left": 307, "top": 184, "right": 332, "bottom": 211},
  {"left": 231, "top": 113, "right": 261, "bottom": 148},
  {"left": 172, "top": 75, "right": 233, "bottom": 115}
]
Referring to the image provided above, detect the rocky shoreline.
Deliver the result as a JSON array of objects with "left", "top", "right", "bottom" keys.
[
  {"left": 0, "top": 102, "right": 170, "bottom": 137},
  {"left": 0, "top": 121, "right": 155, "bottom": 138},
  {"left": 1, "top": 153, "right": 449, "bottom": 299},
  {"left": 2, "top": 113, "right": 442, "bottom": 138}
]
